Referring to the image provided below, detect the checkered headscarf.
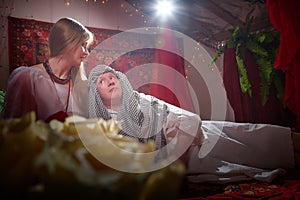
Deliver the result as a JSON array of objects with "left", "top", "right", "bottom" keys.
[{"left": 88, "top": 65, "right": 168, "bottom": 149}]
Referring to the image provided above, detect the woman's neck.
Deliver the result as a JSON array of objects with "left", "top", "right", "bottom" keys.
[{"left": 48, "top": 57, "right": 73, "bottom": 79}]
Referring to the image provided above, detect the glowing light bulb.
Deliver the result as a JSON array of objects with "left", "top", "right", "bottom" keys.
[
  {"left": 155, "top": 0, "right": 175, "bottom": 17},
  {"left": 65, "top": 0, "right": 71, "bottom": 6}
]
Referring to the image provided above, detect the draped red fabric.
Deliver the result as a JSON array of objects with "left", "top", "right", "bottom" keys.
[
  {"left": 147, "top": 28, "right": 195, "bottom": 112},
  {"left": 266, "top": 0, "right": 300, "bottom": 131},
  {"left": 223, "top": 48, "right": 292, "bottom": 127}
]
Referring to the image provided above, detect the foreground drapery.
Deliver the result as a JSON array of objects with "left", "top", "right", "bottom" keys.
[{"left": 266, "top": 0, "right": 300, "bottom": 131}]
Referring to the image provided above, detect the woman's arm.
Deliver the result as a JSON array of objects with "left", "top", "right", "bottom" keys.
[{"left": 3, "top": 67, "right": 37, "bottom": 119}]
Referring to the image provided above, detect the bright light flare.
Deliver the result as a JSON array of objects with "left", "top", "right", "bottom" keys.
[{"left": 155, "top": 0, "right": 175, "bottom": 18}]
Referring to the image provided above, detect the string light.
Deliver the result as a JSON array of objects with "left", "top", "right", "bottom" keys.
[
  {"left": 65, "top": 0, "right": 71, "bottom": 6},
  {"left": 65, "top": 0, "right": 105, "bottom": 6},
  {"left": 118, "top": 1, "right": 151, "bottom": 24},
  {"left": 61, "top": 0, "right": 152, "bottom": 25}
]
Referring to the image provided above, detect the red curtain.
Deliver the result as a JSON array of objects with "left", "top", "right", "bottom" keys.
[
  {"left": 223, "top": 48, "right": 292, "bottom": 127},
  {"left": 266, "top": 0, "right": 300, "bottom": 131},
  {"left": 147, "top": 28, "right": 195, "bottom": 112}
]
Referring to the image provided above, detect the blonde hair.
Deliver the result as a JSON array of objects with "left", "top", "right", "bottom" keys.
[{"left": 49, "top": 18, "right": 94, "bottom": 57}]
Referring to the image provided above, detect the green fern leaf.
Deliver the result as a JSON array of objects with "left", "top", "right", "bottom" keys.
[
  {"left": 235, "top": 47, "right": 252, "bottom": 97},
  {"left": 247, "top": 42, "right": 268, "bottom": 57},
  {"left": 257, "top": 33, "right": 266, "bottom": 43},
  {"left": 273, "top": 75, "right": 285, "bottom": 107},
  {"left": 209, "top": 47, "right": 224, "bottom": 66},
  {"left": 0, "top": 90, "right": 5, "bottom": 118}
]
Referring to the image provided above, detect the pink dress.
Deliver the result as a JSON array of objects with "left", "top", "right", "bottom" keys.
[{"left": 3, "top": 66, "right": 85, "bottom": 121}]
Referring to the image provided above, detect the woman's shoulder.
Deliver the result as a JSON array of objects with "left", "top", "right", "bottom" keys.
[
  {"left": 9, "top": 64, "right": 46, "bottom": 80},
  {"left": 7, "top": 65, "right": 50, "bottom": 90}
]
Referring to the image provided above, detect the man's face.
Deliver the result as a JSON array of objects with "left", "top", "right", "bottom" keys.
[{"left": 96, "top": 72, "right": 123, "bottom": 106}]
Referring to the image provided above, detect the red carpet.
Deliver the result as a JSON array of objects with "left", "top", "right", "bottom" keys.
[{"left": 180, "top": 180, "right": 300, "bottom": 200}]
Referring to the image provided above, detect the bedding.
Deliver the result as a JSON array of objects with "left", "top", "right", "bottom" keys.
[{"left": 186, "top": 120, "right": 294, "bottom": 183}]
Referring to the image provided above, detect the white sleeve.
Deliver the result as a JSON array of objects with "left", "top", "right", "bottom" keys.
[
  {"left": 164, "top": 102, "right": 206, "bottom": 145},
  {"left": 139, "top": 93, "right": 205, "bottom": 144}
]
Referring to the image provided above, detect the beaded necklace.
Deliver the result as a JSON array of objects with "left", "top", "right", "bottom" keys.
[
  {"left": 43, "top": 59, "right": 71, "bottom": 84},
  {"left": 43, "top": 59, "right": 71, "bottom": 115}
]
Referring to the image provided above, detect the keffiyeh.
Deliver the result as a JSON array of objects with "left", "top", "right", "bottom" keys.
[{"left": 88, "top": 65, "right": 169, "bottom": 149}]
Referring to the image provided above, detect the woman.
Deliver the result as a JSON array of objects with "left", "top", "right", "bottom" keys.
[
  {"left": 3, "top": 17, "right": 94, "bottom": 122},
  {"left": 88, "top": 64, "right": 300, "bottom": 183}
]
